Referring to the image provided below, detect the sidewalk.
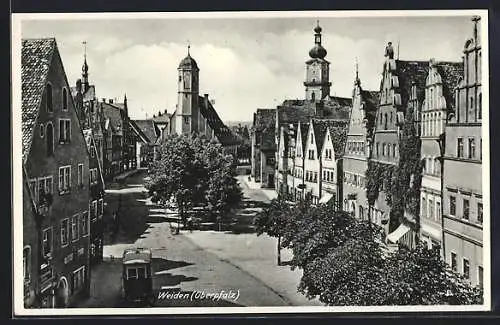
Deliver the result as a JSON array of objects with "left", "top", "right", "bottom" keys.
[
  {"left": 183, "top": 231, "right": 323, "bottom": 306},
  {"left": 239, "top": 176, "right": 278, "bottom": 201}
]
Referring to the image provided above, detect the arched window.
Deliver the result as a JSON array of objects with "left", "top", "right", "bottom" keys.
[
  {"left": 62, "top": 88, "right": 68, "bottom": 111},
  {"left": 393, "top": 144, "right": 397, "bottom": 157},
  {"left": 384, "top": 113, "right": 388, "bottom": 129},
  {"left": 382, "top": 143, "right": 386, "bottom": 156},
  {"left": 46, "top": 83, "right": 53, "bottom": 113},
  {"left": 376, "top": 142, "right": 380, "bottom": 156},
  {"left": 40, "top": 124, "right": 44, "bottom": 138},
  {"left": 311, "top": 92, "right": 316, "bottom": 102},
  {"left": 46, "top": 122, "right": 54, "bottom": 156}
]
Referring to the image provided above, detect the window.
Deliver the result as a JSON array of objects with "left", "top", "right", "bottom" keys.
[
  {"left": 469, "top": 138, "right": 475, "bottom": 159},
  {"left": 72, "top": 215, "right": 79, "bottom": 241},
  {"left": 393, "top": 144, "right": 397, "bottom": 158},
  {"left": 463, "top": 199, "right": 470, "bottom": 220},
  {"left": 62, "top": 88, "right": 68, "bottom": 111},
  {"left": 42, "top": 228, "right": 52, "bottom": 257},
  {"left": 46, "top": 123, "right": 54, "bottom": 156},
  {"left": 429, "top": 199, "right": 434, "bottom": 219},
  {"left": 60, "top": 220, "right": 72, "bottom": 249},
  {"left": 463, "top": 258, "right": 470, "bottom": 279},
  {"left": 451, "top": 252, "right": 457, "bottom": 271},
  {"left": 478, "top": 93, "right": 482, "bottom": 119},
  {"left": 457, "top": 138, "right": 464, "bottom": 158},
  {"left": 78, "top": 164, "right": 84, "bottom": 187},
  {"left": 59, "top": 119, "right": 71, "bottom": 143},
  {"left": 384, "top": 113, "right": 388, "bottom": 129},
  {"left": 127, "top": 268, "right": 138, "bottom": 279},
  {"left": 436, "top": 201, "right": 441, "bottom": 220},
  {"left": 382, "top": 143, "right": 386, "bottom": 156},
  {"left": 450, "top": 196, "right": 456, "bottom": 216},
  {"left": 478, "top": 203, "right": 483, "bottom": 224},
  {"left": 46, "top": 83, "right": 53, "bottom": 113},
  {"left": 37, "top": 176, "right": 53, "bottom": 205},
  {"left": 98, "top": 198, "right": 104, "bottom": 216},
  {"left": 81, "top": 212, "right": 89, "bottom": 236},
  {"left": 59, "top": 166, "right": 71, "bottom": 193},
  {"left": 478, "top": 266, "right": 483, "bottom": 287},
  {"left": 40, "top": 124, "right": 45, "bottom": 138},
  {"left": 183, "top": 116, "right": 189, "bottom": 124},
  {"left": 23, "top": 246, "right": 31, "bottom": 283},
  {"left": 376, "top": 142, "right": 379, "bottom": 156},
  {"left": 73, "top": 266, "right": 86, "bottom": 293}
]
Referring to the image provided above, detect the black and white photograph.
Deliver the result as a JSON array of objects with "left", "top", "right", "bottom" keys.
[{"left": 12, "top": 10, "right": 490, "bottom": 315}]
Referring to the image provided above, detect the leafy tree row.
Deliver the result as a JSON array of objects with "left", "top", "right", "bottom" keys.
[
  {"left": 145, "top": 134, "right": 243, "bottom": 231},
  {"left": 255, "top": 197, "right": 483, "bottom": 306}
]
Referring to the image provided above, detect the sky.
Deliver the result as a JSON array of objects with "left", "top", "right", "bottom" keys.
[{"left": 20, "top": 13, "right": 478, "bottom": 122}]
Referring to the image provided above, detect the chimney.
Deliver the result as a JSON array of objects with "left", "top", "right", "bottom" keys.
[{"left": 109, "top": 98, "right": 114, "bottom": 104}]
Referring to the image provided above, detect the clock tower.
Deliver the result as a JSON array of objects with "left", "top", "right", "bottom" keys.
[
  {"left": 304, "top": 21, "right": 331, "bottom": 101},
  {"left": 175, "top": 45, "right": 200, "bottom": 135}
]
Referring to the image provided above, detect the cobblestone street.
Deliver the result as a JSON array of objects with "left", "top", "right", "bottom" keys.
[{"left": 75, "top": 170, "right": 319, "bottom": 308}]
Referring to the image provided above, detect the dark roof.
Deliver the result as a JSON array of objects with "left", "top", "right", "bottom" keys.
[
  {"left": 134, "top": 119, "right": 158, "bottom": 143},
  {"left": 260, "top": 126, "right": 276, "bottom": 151},
  {"left": 299, "top": 122, "right": 310, "bottom": 150},
  {"left": 22, "top": 38, "right": 57, "bottom": 161},
  {"left": 435, "top": 61, "right": 463, "bottom": 110},
  {"left": 394, "top": 60, "right": 430, "bottom": 109},
  {"left": 129, "top": 119, "right": 151, "bottom": 144},
  {"left": 178, "top": 54, "right": 199, "bottom": 70},
  {"left": 152, "top": 110, "right": 171, "bottom": 123},
  {"left": 199, "top": 96, "right": 240, "bottom": 146},
  {"left": 277, "top": 96, "right": 351, "bottom": 126},
  {"left": 311, "top": 119, "right": 349, "bottom": 156},
  {"left": 253, "top": 109, "right": 276, "bottom": 132},
  {"left": 360, "top": 90, "right": 380, "bottom": 112},
  {"left": 101, "top": 102, "right": 124, "bottom": 135}
]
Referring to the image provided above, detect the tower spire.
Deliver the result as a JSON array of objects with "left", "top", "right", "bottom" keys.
[
  {"left": 355, "top": 57, "right": 360, "bottom": 85},
  {"left": 82, "top": 41, "right": 89, "bottom": 91},
  {"left": 187, "top": 40, "right": 191, "bottom": 56}
]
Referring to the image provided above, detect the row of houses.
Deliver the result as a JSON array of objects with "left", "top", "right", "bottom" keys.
[
  {"left": 21, "top": 37, "right": 154, "bottom": 308},
  {"left": 251, "top": 17, "right": 484, "bottom": 288}
]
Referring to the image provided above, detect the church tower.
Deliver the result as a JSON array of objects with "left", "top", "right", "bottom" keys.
[
  {"left": 175, "top": 45, "right": 200, "bottom": 135},
  {"left": 304, "top": 21, "right": 331, "bottom": 101}
]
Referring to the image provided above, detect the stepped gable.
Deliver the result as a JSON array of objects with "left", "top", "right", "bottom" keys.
[
  {"left": 199, "top": 96, "right": 240, "bottom": 146},
  {"left": 21, "top": 38, "right": 57, "bottom": 161}
]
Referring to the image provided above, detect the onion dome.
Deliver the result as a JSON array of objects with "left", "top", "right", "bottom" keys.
[
  {"left": 314, "top": 24, "right": 322, "bottom": 33},
  {"left": 309, "top": 44, "right": 327, "bottom": 59}
]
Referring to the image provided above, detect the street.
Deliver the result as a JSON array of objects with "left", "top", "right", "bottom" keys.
[{"left": 76, "top": 170, "right": 321, "bottom": 308}]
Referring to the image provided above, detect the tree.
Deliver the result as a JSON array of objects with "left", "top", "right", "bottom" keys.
[
  {"left": 254, "top": 196, "right": 292, "bottom": 265},
  {"left": 202, "top": 140, "right": 243, "bottom": 229},
  {"left": 275, "top": 202, "right": 483, "bottom": 306},
  {"left": 145, "top": 134, "right": 207, "bottom": 233}
]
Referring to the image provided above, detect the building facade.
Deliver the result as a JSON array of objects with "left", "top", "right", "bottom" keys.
[
  {"left": 250, "top": 109, "right": 276, "bottom": 184},
  {"left": 419, "top": 59, "right": 463, "bottom": 252},
  {"left": 442, "top": 16, "right": 483, "bottom": 287},
  {"left": 22, "top": 38, "right": 91, "bottom": 308},
  {"left": 342, "top": 68, "right": 379, "bottom": 221}
]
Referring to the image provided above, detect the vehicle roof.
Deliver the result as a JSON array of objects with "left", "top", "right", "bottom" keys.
[{"left": 123, "top": 248, "right": 152, "bottom": 264}]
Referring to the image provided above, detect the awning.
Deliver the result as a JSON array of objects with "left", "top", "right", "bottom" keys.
[
  {"left": 387, "top": 223, "right": 410, "bottom": 243},
  {"left": 319, "top": 193, "right": 333, "bottom": 204}
]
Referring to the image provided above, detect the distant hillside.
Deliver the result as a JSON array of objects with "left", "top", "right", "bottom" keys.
[{"left": 225, "top": 121, "right": 253, "bottom": 128}]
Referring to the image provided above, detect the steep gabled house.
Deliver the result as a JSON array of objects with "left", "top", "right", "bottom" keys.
[
  {"left": 128, "top": 118, "right": 154, "bottom": 168},
  {"left": 133, "top": 119, "right": 160, "bottom": 164},
  {"left": 303, "top": 119, "right": 321, "bottom": 204},
  {"left": 320, "top": 120, "right": 349, "bottom": 207},
  {"left": 22, "top": 38, "right": 91, "bottom": 308},
  {"left": 371, "top": 42, "right": 429, "bottom": 247},
  {"left": 419, "top": 59, "right": 463, "bottom": 253},
  {"left": 250, "top": 108, "right": 275, "bottom": 183},
  {"left": 292, "top": 122, "right": 309, "bottom": 200},
  {"left": 343, "top": 68, "right": 379, "bottom": 221}
]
